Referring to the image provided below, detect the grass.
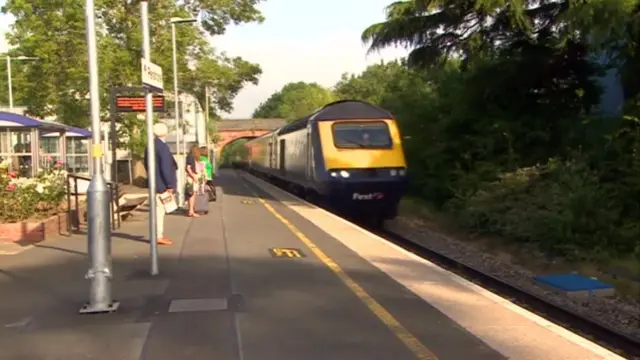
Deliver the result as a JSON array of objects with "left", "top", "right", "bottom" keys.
[{"left": 396, "top": 196, "right": 640, "bottom": 301}]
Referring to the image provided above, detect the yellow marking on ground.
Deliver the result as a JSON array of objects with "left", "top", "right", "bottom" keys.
[
  {"left": 269, "top": 247, "right": 304, "bottom": 258},
  {"left": 243, "top": 182, "right": 438, "bottom": 360}
]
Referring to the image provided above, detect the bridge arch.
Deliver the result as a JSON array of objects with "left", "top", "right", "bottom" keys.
[
  {"left": 215, "top": 130, "right": 268, "bottom": 158},
  {"left": 213, "top": 118, "right": 286, "bottom": 159},
  {"left": 216, "top": 136, "right": 258, "bottom": 165}
]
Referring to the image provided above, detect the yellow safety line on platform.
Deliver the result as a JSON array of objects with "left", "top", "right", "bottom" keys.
[{"left": 242, "top": 181, "right": 438, "bottom": 360}]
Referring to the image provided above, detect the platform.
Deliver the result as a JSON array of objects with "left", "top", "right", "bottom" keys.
[{"left": 0, "top": 170, "right": 626, "bottom": 360}]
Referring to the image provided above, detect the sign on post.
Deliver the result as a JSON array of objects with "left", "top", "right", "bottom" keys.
[
  {"left": 141, "top": 58, "right": 163, "bottom": 92},
  {"left": 115, "top": 95, "right": 166, "bottom": 113}
]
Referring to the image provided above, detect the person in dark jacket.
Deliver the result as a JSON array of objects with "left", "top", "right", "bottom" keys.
[{"left": 144, "top": 122, "right": 177, "bottom": 245}]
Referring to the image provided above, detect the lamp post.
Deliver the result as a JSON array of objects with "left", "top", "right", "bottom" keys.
[
  {"left": 4, "top": 55, "right": 38, "bottom": 110},
  {"left": 170, "top": 16, "right": 197, "bottom": 207},
  {"left": 80, "top": 0, "right": 118, "bottom": 314}
]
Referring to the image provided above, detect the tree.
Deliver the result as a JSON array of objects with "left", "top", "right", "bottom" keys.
[
  {"left": 0, "top": 51, "right": 32, "bottom": 109},
  {"left": 334, "top": 60, "right": 415, "bottom": 105},
  {"left": 219, "top": 138, "right": 248, "bottom": 166},
  {"left": 360, "top": 0, "right": 638, "bottom": 68},
  {"left": 1, "top": 0, "right": 264, "bottom": 135},
  {"left": 341, "top": 0, "right": 640, "bottom": 258},
  {"left": 252, "top": 81, "right": 336, "bottom": 121},
  {"left": 184, "top": 57, "right": 261, "bottom": 117}
]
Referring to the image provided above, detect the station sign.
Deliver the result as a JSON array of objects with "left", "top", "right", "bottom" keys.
[
  {"left": 141, "top": 58, "right": 163, "bottom": 91},
  {"left": 115, "top": 95, "right": 166, "bottom": 113}
]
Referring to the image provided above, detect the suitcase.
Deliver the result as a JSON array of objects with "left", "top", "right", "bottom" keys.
[
  {"left": 194, "top": 183, "right": 209, "bottom": 215},
  {"left": 206, "top": 179, "right": 216, "bottom": 201}
]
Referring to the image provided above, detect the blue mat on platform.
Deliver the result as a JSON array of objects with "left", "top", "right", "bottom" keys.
[{"left": 535, "top": 273, "right": 613, "bottom": 292}]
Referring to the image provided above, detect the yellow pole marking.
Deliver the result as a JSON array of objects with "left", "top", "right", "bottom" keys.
[
  {"left": 91, "top": 143, "right": 103, "bottom": 158},
  {"left": 248, "top": 189, "right": 438, "bottom": 360}
]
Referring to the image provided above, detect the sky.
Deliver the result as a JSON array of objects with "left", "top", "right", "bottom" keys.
[{"left": 0, "top": 0, "right": 409, "bottom": 118}]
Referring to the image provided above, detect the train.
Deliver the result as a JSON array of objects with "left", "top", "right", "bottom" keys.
[{"left": 238, "top": 99, "right": 409, "bottom": 225}]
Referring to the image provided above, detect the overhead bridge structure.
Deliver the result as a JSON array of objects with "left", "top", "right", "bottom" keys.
[{"left": 214, "top": 118, "right": 286, "bottom": 158}]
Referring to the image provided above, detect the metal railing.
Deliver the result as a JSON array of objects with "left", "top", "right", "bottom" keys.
[
  {"left": 109, "top": 181, "right": 121, "bottom": 230},
  {"left": 66, "top": 173, "right": 121, "bottom": 232}
]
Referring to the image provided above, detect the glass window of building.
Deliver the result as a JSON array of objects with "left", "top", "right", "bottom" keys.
[
  {"left": 66, "top": 137, "right": 89, "bottom": 174},
  {"left": 0, "top": 129, "right": 33, "bottom": 177},
  {"left": 39, "top": 134, "right": 61, "bottom": 170}
]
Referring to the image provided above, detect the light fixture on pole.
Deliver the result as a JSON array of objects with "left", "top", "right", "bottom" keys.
[
  {"left": 170, "top": 16, "right": 197, "bottom": 207},
  {"left": 4, "top": 55, "right": 39, "bottom": 110}
]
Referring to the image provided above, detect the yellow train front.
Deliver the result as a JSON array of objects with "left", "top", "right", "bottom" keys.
[{"left": 241, "top": 100, "right": 408, "bottom": 225}]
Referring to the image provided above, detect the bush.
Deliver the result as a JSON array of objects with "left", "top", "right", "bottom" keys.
[
  {"left": 443, "top": 114, "right": 640, "bottom": 259},
  {"left": 0, "top": 159, "right": 68, "bottom": 223},
  {"left": 447, "top": 159, "right": 638, "bottom": 259}
]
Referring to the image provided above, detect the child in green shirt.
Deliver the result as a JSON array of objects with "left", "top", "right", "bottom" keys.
[
  {"left": 199, "top": 147, "right": 216, "bottom": 201},
  {"left": 199, "top": 154, "right": 213, "bottom": 180}
]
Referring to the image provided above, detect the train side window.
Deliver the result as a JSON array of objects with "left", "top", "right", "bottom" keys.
[{"left": 331, "top": 121, "right": 392, "bottom": 149}]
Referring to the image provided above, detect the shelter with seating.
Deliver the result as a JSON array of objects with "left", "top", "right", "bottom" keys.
[{"left": 0, "top": 111, "right": 92, "bottom": 177}]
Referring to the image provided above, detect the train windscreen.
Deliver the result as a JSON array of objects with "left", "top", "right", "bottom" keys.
[{"left": 332, "top": 121, "right": 392, "bottom": 149}]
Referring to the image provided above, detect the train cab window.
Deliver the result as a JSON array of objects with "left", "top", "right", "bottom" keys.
[{"left": 332, "top": 122, "right": 392, "bottom": 149}]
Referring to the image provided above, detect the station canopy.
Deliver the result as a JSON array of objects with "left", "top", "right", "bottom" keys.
[{"left": 0, "top": 111, "right": 91, "bottom": 137}]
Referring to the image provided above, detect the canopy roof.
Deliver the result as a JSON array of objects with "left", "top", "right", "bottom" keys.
[{"left": 0, "top": 112, "right": 91, "bottom": 137}]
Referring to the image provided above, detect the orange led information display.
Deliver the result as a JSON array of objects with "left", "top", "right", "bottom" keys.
[{"left": 115, "top": 95, "right": 166, "bottom": 113}]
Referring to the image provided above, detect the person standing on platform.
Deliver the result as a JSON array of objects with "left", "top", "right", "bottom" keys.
[
  {"left": 144, "top": 122, "right": 176, "bottom": 245},
  {"left": 185, "top": 144, "right": 202, "bottom": 217}
]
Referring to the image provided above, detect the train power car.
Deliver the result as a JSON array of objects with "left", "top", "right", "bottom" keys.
[{"left": 241, "top": 100, "right": 408, "bottom": 225}]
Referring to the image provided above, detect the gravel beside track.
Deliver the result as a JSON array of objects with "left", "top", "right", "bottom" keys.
[{"left": 386, "top": 216, "right": 640, "bottom": 347}]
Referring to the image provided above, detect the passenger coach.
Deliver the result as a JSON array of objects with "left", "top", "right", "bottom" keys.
[{"left": 241, "top": 100, "right": 408, "bottom": 225}]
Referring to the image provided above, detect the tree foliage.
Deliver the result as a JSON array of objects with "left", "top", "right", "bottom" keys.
[
  {"left": 355, "top": 0, "right": 640, "bottom": 259},
  {"left": 219, "top": 138, "right": 248, "bottom": 167},
  {"left": 252, "top": 81, "right": 336, "bottom": 121},
  {"left": 361, "top": 0, "right": 640, "bottom": 68},
  {"left": 252, "top": 1, "right": 640, "bottom": 259},
  {"left": 1, "top": 0, "right": 264, "bottom": 154}
]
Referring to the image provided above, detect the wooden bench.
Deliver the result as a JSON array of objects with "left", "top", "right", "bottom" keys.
[{"left": 113, "top": 190, "right": 149, "bottom": 222}]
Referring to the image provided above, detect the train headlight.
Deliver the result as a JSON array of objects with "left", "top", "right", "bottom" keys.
[
  {"left": 390, "top": 169, "right": 398, "bottom": 176},
  {"left": 399, "top": 169, "right": 406, "bottom": 176},
  {"left": 339, "top": 170, "right": 350, "bottom": 178},
  {"left": 330, "top": 171, "right": 338, "bottom": 177}
]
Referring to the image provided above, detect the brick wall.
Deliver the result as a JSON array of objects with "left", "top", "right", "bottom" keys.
[{"left": 0, "top": 212, "right": 70, "bottom": 243}]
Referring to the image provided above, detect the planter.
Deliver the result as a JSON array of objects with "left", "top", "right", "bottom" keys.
[{"left": 0, "top": 212, "right": 70, "bottom": 244}]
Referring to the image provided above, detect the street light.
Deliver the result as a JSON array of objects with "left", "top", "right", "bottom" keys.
[
  {"left": 4, "top": 55, "right": 39, "bottom": 110},
  {"left": 80, "top": 0, "right": 118, "bottom": 314},
  {"left": 170, "top": 16, "right": 197, "bottom": 207}
]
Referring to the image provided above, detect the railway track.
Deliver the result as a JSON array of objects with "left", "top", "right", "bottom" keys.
[{"left": 236, "top": 167, "right": 640, "bottom": 359}]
